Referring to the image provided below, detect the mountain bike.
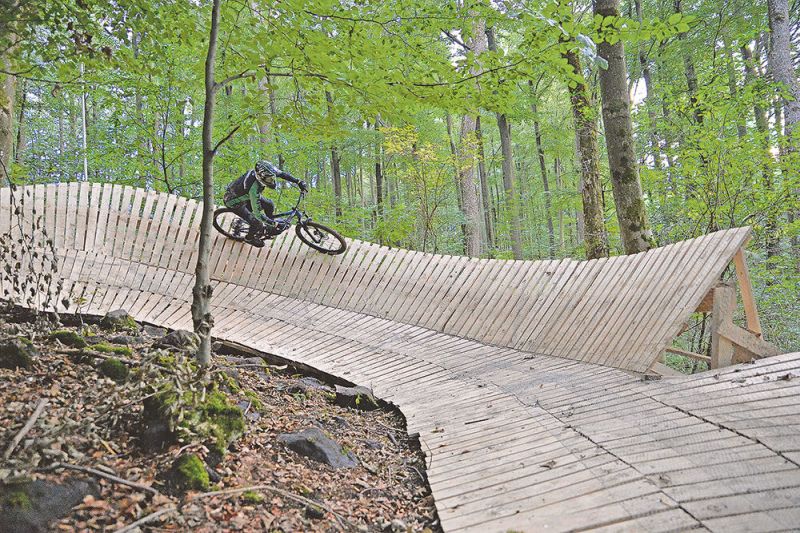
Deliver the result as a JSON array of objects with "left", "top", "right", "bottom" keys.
[{"left": 212, "top": 189, "right": 347, "bottom": 255}]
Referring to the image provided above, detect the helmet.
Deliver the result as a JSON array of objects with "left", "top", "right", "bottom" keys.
[{"left": 254, "top": 161, "right": 278, "bottom": 188}]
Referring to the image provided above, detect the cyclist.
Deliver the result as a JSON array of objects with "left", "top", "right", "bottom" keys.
[{"left": 223, "top": 160, "right": 308, "bottom": 247}]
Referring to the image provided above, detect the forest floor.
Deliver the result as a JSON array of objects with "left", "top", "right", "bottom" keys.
[{"left": 0, "top": 306, "right": 440, "bottom": 532}]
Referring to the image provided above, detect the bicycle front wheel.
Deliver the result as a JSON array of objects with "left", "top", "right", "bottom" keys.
[{"left": 295, "top": 221, "right": 347, "bottom": 255}]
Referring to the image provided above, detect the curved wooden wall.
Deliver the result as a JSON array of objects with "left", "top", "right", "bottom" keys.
[{"left": 1, "top": 183, "right": 750, "bottom": 373}]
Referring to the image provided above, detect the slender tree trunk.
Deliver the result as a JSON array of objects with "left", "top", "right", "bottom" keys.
[
  {"left": 595, "top": 0, "right": 654, "bottom": 254},
  {"left": 374, "top": 116, "right": 384, "bottom": 242},
  {"left": 531, "top": 105, "right": 555, "bottom": 259},
  {"left": 445, "top": 113, "right": 466, "bottom": 253},
  {"left": 0, "top": 50, "right": 16, "bottom": 179},
  {"left": 563, "top": 51, "right": 609, "bottom": 259},
  {"left": 192, "top": 0, "right": 221, "bottom": 366},
  {"left": 486, "top": 27, "right": 522, "bottom": 258},
  {"left": 14, "top": 78, "right": 25, "bottom": 164},
  {"left": 743, "top": 44, "right": 779, "bottom": 266},
  {"left": 634, "top": 0, "right": 662, "bottom": 168},
  {"left": 724, "top": 42, "right": 747, "bottom": 139},
  {"left": 474, "top": 116, "right": 495, "bottom": 249},
  {"left": 325, "top": 91, "right": 342, "bottom": 217},
  {"left": 767, "top": 0, "right": 800, "bottom": 263}
]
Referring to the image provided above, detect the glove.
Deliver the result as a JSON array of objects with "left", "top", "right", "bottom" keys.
[{"left": 298, "top": 180, "right": 308, "bottom": 192}]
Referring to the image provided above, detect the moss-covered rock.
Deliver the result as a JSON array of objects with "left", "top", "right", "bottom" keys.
[
  {"left": 100, "top": 310, "right": 138, "bottom": 332},
  {"left": 141, "top": 385, "right": 244, "bottom": 461},
  {"left": 49, "top": 329, "right": 88, "bottom": 348},
  {"left": 0, "top": 337, "right": 39, "bottom": 369},
  {"left": 99, "top": 358, "right": 129, "bottom": 382},
  {"left": 89, "top": 342, "right": 132, "bottom": 357},
  {"left": 166, "top": 454, "right": 209, "bottom": 493}
]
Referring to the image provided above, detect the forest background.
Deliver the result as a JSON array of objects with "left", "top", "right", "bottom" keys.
[{"left": 1, "top": 0, "right": 798, "bottom": 363}]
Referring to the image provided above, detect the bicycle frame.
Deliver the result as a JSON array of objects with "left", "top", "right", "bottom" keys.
[{"left": 271, "top": 190, "right": 309, "bottom": 226}]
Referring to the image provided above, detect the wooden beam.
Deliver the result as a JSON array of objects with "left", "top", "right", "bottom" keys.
[
  {"left": 718, "top": 322, "right": 781, "bottom": 359},
  {"left": 733, "top": 248, "right": 762, "bottom": 336},
  {"left": 664, "top": 346, "right": 711, "bottom": 362},
  {"left": 711, "top": 284, "right": 736, "bottom": 368}
]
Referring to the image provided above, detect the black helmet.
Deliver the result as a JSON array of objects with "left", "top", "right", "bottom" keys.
[{"left": 254, "top": 161, "right": 278, "bottom": 188}]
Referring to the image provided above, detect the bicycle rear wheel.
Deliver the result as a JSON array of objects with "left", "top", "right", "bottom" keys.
[
  {"left": 295, "top": 221, "right": 347, "bottom": 255},
  {"left": 213, "top": 207, "right": 248, "bottom": 241}
]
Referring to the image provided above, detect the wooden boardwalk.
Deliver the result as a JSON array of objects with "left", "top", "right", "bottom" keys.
[{"left": 3, "top": 183, "right": 799, "bottom": 532}]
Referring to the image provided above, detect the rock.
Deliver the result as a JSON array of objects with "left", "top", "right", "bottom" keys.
[
  {"left": 155, "top": 330, "right": 199, "bottom": 351},
  {"left": 0, "top": 337, "right": 39, "bottom": 369},
  {"left": 329, "top": 416, "right": 349, "bottom": 428},
  {"left": 108, "top": 334, "right": 145, "bottom": 346},
  {"left": 389, "top": 518, "right": 407, "bottom": 532},
  {"left": 277, "top": 428, "right": 359, "bottom": 469},
  {"left": 140, "top": 420, "right": 174, "bottom": 452},
  {"left": 305, "top": 504, "right": 325, "bottom": 520},
  {"left": 334, "top": 385, "right": 379, "bottom": 411},
  {"left": 299, "top": 377, "right": 333, "bottom": 392},
  {"left": 363, "top": 440, "right": 382, "bottom": 450},
  {"left": 99, "top": 358, "right": 129, "bottom": 382},
  {"left": 100, "top": 310, "right": 138, "bottom": 332},
  {"left": 0, "top": 478, "right": 98, "bottom": 532},
  {"left": 165, "top": 454, "right": 210, "bottom": 493},
  {"left": 49, "top": 329, "right": 88, "bottom": 348},
  {"left": 142, "top": 325, "right": 167, "bottom": 338}
]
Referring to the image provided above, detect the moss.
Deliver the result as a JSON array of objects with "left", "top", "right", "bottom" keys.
[
  {"left": 170, "top": 454, "right": 209, "bottom": 492},
  {"left": 101, "top": 315, "right": 138, "bottom": 333},
  {"left": 49, "top": 329, "right": 87, "bottom": 348},
  {"left": 201, "top": 390, "right": 246, "bottom": 456},
  {"left": 99, "top": 358, "right": 129, "bottom": 382},
  {"left": 3, "top": 489, "right": 32, "bottom": 511},
  {"left": 156, "top": 354, "right": 176, "bottom": 367},
  {"left": 243, "top": 390, "right": 264, "bottom": 412},
  {"left": 240, "top": 490, "right": 264, "bottom": 504},
  {"left": 89, "top": 342, "right": 132, "bottom": 356}
]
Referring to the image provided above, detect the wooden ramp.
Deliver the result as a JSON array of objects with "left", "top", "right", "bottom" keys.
[{"left": 3, "top": 183, "right": 799, "bottom": 532}]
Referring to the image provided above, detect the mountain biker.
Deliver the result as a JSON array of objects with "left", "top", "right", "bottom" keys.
[{"left": 223, "top": 160, "right": 308, "bottom": 248}]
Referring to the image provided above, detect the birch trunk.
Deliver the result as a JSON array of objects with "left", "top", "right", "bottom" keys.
[{"left": 0, "top": 52, "right": 15, "bottom": 179}]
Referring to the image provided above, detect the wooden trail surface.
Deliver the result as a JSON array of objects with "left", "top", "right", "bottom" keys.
[{"left": 2, "top": 183, "right": 799, "bottom": 532}]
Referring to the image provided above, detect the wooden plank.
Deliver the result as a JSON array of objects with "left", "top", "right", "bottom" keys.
[
  {"left": 711, "top": 284, "right": 737, "bottom": 368},
  {"left": 733, "top": 246, "right": 761, "bottom": 336}
]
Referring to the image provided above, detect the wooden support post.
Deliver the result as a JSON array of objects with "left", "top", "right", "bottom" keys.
[
  {"left": 710, "top": 284, "right": 736, "bottom": 369},
  {"left": 733, "top": 248, "right": 762, "bottom": 337}
]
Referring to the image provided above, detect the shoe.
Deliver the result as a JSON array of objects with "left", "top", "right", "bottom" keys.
[{"left": 244, "top": 235, "right": 265, "bottom": 248}]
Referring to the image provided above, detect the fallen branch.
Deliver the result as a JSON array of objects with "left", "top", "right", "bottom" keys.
[
  {"left": 113, "top": 506, "right": 177, "bottom": 533},
  {"left": 191, "top": 484, "right": 352, "bottom": 531},
  {"left": 40, "top": 462, "right": 159, "bottom": 496},
  {"left": 4, "top": 398, "right": 48, "bottom": 460}
]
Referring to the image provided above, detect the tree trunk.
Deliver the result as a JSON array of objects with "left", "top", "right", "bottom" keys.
[
  {"left": 674, "top": 0, "right": 703, "bottom": 125},
  {"left": 724, "top": 42, "right": 747, "bottom": 139},
  {"left": 14, "top": 78, "right": 25, "bottom": 164},
  {"left": 564, "top": 50, "right": 609, "bottom": 259},
  {"left": 325, "top": 91, "right": 342, "bottom": 218},
  {"left": 767, "top": 0, "right": 800, "bottom": 264},
  {"left": 192, "top": 0, "right": 221, "bottom": 366},
  {"left": 445, "top": 113, "right": 466, "bottom": 253},
  {"left": 531, "top": 105, "right": 555, "bottom": 259},
  {"left": 595, "top": 0, "right": 654, "bottom": 254},
  {"left": 0, "top": 51, "right": 16, "bottom": 179},
  {"left": 486, "top": 27, "right": 522, "bottom": 259},
  {"left": 634, "top": 0, "right": 662, "bottom": 167},
  {"left": 374, "top": 117, "right": 383, "bottom": 240},
  {"left": 742, "top": 44, "right": 779, "bottom": 266},
  {"left": 474, "top": 116, "right": 495, "bottom": 249}
]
